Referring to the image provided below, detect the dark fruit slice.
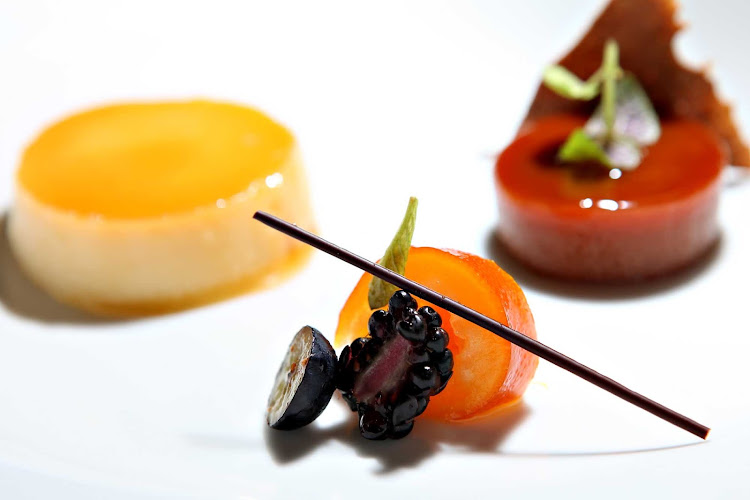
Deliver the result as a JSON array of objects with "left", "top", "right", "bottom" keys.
[
  {"left": 335, "top": 290, "right": 453, "bottom": 440},
  {"left": 267, "top": 326, "right": 337, "bottom": 430}
]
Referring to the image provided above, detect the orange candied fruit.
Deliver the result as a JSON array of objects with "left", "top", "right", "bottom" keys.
[{"left": 335, "top": 247, "right": 538, "bottom": 422}]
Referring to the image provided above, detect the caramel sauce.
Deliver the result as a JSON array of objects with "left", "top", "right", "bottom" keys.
[
  {"left": 18, "top": 100, "right": 294, "bottom": 219},
  {"left": 497, "top": 115, "right": 724, "bottom": 216}
]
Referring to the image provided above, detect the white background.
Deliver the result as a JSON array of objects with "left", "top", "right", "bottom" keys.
[{"left": 1, "top": 1, "right": 749, "bottom": 498}]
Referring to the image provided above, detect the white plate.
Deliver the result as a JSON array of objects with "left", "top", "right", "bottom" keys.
[{"left": 2, "top": 1, "right": 750, "bottom": 498}]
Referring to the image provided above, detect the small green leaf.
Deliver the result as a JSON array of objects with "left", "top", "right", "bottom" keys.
[
  {"left": 585, "top": 73, "right": 660, "bottom": 146},
  {"left": 549, "top": 40, "right": 660, "bottom": 171},
  {"left": 558, "top": 129, "right": 642, "bottom": 170},
  {"left": 368, "top": 197, "right": 418, "bottom": 310},
  {"left": 543, "top": 65, "right": 601, "bottom": 100},
  {"left": 557, "top": 129, "right": 612, "bottom": 166}
]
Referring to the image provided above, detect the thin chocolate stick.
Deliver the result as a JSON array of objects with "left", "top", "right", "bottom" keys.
[{"left": 253, "top": 211, "right": 710, "bottom": 440}]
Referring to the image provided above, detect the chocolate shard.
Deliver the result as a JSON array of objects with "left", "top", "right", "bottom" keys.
[{"left": 522, "top": 0, "right": 750, "bottom": 166}]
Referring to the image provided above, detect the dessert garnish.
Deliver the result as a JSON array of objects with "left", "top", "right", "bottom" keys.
[
  {"left": 256, "top": 210, "right": 710, "bottom": 439},
  {"left": 267, "top": 199, "right": 455, "bottom": 439},
  {"left": 335, "top": 198, "right": 454, "bottom": 438},
  {"left": 368, "top": 197, "right": 418, "bottom": 309},
  {"left": 543, "top": 40, "right": 660, "bottom": 170},
  {"left": 267, "top": 326, "right": 337, "bottom": 430},
  {"left": 336, "top": 198, "right": 535, "bottom": 426},
  {"left": 336, "top": 246, "right": 536, "bottom": 422},
  {"left": 523, "top": 0, "right": 749, "bottom": 167}
]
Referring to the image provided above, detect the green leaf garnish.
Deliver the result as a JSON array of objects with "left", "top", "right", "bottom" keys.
[
  {"left": 558, "top": 129, "right": 612, "bottom": 167},
  {"left": 542, "top": 39, "right": 659, "bottom": 171},
  {"left": 600, "top": 39, "right": 621, "bottom": 140},
  {"left": 543, "top": 66, "right": 601, "bottom": 100},
  {"left": 558, "top": 129, "right": 642, "bottom": 171},
  {"left": 368, "top": 197, "right": 418, "bottom": 310}
]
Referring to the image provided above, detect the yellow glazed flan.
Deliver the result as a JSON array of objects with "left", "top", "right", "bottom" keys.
[{"left": 8, "top": 100, "right": 313, "bottom": 316}]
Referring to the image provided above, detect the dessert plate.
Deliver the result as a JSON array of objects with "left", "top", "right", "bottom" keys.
[
  {"left": 1, "top": 1, "right": 749, "bottom": 498},
  {"left": 1, "top": 178, "right": 748, "bottom": 499}
]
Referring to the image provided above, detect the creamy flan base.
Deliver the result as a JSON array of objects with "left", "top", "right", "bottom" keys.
[{"left": 8, "top": 101, "right": 314, "bottom": 316}]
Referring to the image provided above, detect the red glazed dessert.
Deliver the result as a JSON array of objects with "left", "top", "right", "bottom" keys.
[
  {"left": 494, "top": 0, "right": 748, "bottom": 281},
  {"left": 495, "top": 115, "right": 724, "bottom": 281}
]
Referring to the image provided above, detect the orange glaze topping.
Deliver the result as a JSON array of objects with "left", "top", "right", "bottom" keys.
[
  {"left": 18, "top": 100, "right": 294, "bottom": 219},
  {"left": 497, "top": 115, "right": 724, "bottom": 216},
  {"left": 494, "top": 114, "right": 725, "bottom": 281}
]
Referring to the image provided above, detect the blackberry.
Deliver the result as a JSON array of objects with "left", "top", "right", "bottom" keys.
[{"left": 335, "top": 290, "right": 454, "bottom": 439}]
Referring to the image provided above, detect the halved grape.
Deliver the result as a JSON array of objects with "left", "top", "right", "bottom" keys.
[{"left": 266, "top": 326, "right": 337, "bottom": 430}]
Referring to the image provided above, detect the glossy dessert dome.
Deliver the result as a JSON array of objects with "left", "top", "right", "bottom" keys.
[
  {"left": 494, "top": 0, "right": 747, "bottom": 282},
  {"left": 9, "top": 100, "right": 313, "bottom": 315},
  {"left": 495, "top": 115, "right": 723, "bottom": 281}
]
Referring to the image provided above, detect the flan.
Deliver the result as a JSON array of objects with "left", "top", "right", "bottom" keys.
[{"left": 8, "top": 100, "right": 313, "bottom": 315}]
